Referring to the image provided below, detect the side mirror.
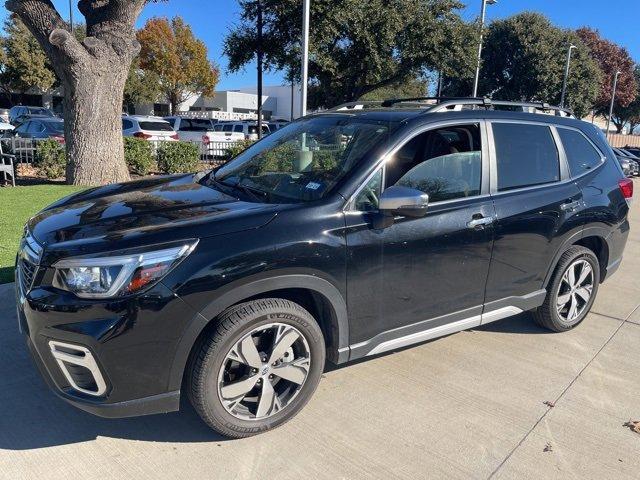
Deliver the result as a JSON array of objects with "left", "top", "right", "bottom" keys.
[{"left": 379, "top": 185, "right": 429, "bottom": 218}]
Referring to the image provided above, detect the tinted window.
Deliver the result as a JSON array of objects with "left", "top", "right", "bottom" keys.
[
  {"left": 122, "top": 119, "right": 134, "bottom": 130},
  {"left": 139, "top": 121, "right": 173, "bottom": 132},
  {"left": 223, "top": 124, "right": 234, "bottom": 132},
  {"left": 385, "top": 124, "right": 482, "bottom": 202},
  {"left": 44, "top": 121, "right": 64, "bottom": 133},
  {"left": 558, "top": 128, "right": 602, "bottom": 176},
  {"left": 164, "top": 118, "right": 177, "bottom": 129},
  {"left": 493, "top": 123, "right": 559, "bottom": 191},
  {"left": 234, "top": 125, "right": 244, "bottom": 133},
  {"left": 190, "top": 119, "right": 212, "bottom": 131}
]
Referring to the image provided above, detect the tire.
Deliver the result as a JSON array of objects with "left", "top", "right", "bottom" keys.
[
  {"left": 188, "top": 298, "right": 325, "bottom": 438},
  {"left": 533, "top": 246, "right": 600, "bottom": 332}
]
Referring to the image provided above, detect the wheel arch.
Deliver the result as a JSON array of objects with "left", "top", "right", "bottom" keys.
[
  {"left": 168, "top": 274, "right": 349, "bottom": 392},
  {"left": 543, "top": 227, "right": 611, "bottom": 287}
]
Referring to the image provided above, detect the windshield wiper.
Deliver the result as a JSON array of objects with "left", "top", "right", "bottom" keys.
[{"left": 213, "top": 175, "right": 268, "bottom": 203}]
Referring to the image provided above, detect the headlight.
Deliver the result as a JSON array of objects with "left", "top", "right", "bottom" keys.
[{"left": 52, "top": 242, "right": 198, "bottom": 299}]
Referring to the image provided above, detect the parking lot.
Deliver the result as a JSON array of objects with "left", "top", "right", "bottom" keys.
[{"left": 0, "top": 184, "right": 638, "bottom": 480}]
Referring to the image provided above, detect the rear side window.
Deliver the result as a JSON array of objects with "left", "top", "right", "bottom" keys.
[
  {"left": 492, "top": 123, "right": 560, "bottom": 192},
  {"left": 557, "top": 128, "right": 602, "bottom": 176}
]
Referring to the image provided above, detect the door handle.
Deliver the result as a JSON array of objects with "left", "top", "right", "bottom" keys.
[
  {"left": 467, "top": 216, "right": 494, "bottom": 229},
  {"left": 560, "top": 200, "right": 581, "bottom": 212}
]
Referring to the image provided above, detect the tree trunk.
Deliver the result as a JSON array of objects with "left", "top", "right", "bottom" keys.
[
  {"left": 63, "top": 62, "right": 130, "bottom": 185},
  {"left": 6, "top": 0, "right": 146, "bottom": 186}
]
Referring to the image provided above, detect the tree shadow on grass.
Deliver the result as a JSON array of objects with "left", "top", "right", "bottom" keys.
[{"left": 0, "top": 266, "right": 15, "bottom": 285}]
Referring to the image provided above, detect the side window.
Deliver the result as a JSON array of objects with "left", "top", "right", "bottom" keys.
[
  {"left": 353, "top": 169, "right": 382, "bottom": 211},
  {"left": 234, "top": 125, "right": 244, "bottom": 133},
  {"left": 557, "top": 128, "right": 602, "bottom": 176},
  {"left": 122, "top": 119, "right": 134, "bottom": 130},
  {"left": 492, "top": 123, "right": 560, "bottom": 191},
  {"left": 179, "top": 119, "right": 192, "bottom": 131},
  {"left": 385, "top": 124, "right": 483, "bottom": 203}
]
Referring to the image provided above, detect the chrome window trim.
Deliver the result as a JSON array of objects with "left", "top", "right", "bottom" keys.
[
  {"left": 344, "top": 119, "right": 489, "bottom": 212},
  {"left": 488, "top": 120, "right": 566, "bottom": 195}
]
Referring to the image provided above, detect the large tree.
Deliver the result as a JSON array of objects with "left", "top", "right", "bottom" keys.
[
  {"left": 443, "top": 13, "right": 601, "bottom": 118},
  {"left": 123, "top": 57, "right": 162, "bottom": 112},
  {"left": 137, "top": 17, "right": 219, "bottom": 114},
  {"left": 611, "top": 65, "right": 640, "bottom": 134},
  {"left": 5, "top": 0, "right": 154, "bottom": 185},
  {"left": 224, "top": 0, "right": 476, "bottom": 110},
  {"left": 577, "top": 27, "right": 637, "bottom": 116},
  {"left": 0, "top": 15, "right": 56, "bottom": 103}
]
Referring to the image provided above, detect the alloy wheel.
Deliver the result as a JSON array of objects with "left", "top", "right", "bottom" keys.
[
  {"left": 556, "top": 259, "right": 594, "bottom": 323},
  {"left": 217, "top": 323, "right": 311, "bottom": 421}
]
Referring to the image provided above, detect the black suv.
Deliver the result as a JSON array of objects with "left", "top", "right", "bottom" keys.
[{"left": 16, "top": 98, "right": 632, "bottom": 438}]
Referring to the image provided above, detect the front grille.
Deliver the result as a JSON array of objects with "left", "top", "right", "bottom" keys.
[
  {"left": 17, "top": 230, "right": 42, "bottom": 294},
  {"left": 18, "top": 257, "right": 37, "bottom": 292}
]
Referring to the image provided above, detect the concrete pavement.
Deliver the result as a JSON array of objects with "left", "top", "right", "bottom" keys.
[{"left": 0, "top": 191, "right": 639, "bottom": 479}]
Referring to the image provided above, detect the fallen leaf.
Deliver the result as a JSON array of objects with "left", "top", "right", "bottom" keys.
[
  {"left": 543, "top": 442, "right": 553, "bottom": 453},
  {"left": 623, "top": 420, "right": 640, "bottom": 434},
  {"left": 543, "top": 401, "right": 555, "bottom": 408}
]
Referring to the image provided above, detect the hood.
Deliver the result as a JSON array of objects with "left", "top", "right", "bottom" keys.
[{"left": 28, "top": 174, "right": 281, "bottom": 259}]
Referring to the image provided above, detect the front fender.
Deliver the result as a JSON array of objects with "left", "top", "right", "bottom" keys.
[{"left": 165, "top": 272, "right": 349, "bottom": 392}]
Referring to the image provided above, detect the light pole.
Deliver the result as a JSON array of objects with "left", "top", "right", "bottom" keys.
[
  {"left": 300, "top": 0, "right": 310, "bottom": 118},
  {"left": 69, "top": 0, "right": 74, "bottom": 33},
  {"left": 606, "top": 70, "right": 621, "bottom": 139},
  {"left": 256, "top": 0, "right": 263, "bottom": 139},
  {"left": 472, "top": 0, "right": 497, "bottom": 98},
  {"left": 559, "top": 44, "right": 576, "bottom": 108}
]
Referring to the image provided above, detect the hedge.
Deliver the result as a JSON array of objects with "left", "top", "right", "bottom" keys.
[
  {"left": 34, "top": 139, "right": 66, "bottom": 179},
  {"left": 156, "top": 141, "right": 200, "bottom": 174},
  {"left": 124, "top": 137, "right": 155, "bottom": 175}
]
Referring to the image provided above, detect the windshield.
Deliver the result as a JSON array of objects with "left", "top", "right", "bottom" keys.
[{"left": 214, "top": 116, "right": 393, "bottom": 202}]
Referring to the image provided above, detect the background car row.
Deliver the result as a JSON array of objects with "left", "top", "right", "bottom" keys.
[{"left": 613, "top": 147, "right": 640, "bottom": 177}]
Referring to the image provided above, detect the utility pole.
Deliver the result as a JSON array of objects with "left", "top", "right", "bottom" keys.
[
  {"left": 256, "top": 0, "right": 264, "bottom": 138},
  {"left": 472, "top": 0, "right": 497, "bottom": 98},
  {"left": 69, "top": 0, "right": 74, "bottom": 33},
  {"left": 560, "top": 44, "right": 576, "bottom": 108},
  {"left": 606, "top": 71, "right": 621, "bottom": 139},
  {"left": 301, "top": 0, "right": 310, "bottom": 117}
]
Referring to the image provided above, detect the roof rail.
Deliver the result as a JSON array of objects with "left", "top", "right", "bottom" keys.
[{"left": 330, "top": 97, "right": 575, "bottom": 118}]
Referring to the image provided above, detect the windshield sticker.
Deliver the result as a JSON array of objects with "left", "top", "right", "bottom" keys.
[{"left": 305, "top": 182, "right": 322, "bottom": 190}]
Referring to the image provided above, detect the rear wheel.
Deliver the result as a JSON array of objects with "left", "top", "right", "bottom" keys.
[
  {"left": 188, "top": 298, "right": 325, "bottom": 438},
  {"left": 533, "top": 246, "right": 600, "bottom": 332}
]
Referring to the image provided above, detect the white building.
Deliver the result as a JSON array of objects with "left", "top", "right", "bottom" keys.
[{"left": 133, "top": 84, "right": 303, "bottom": 121}]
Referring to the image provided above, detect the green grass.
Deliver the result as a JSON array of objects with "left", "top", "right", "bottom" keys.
[{"left": 0, "top": 185, "right": 85, "bottom": 284}]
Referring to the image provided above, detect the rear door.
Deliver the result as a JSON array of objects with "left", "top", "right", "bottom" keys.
[{"left": 484, "top": 121, "right": 583, "bottom": 308}]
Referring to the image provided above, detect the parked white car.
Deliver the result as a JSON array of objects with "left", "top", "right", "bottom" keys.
[
  {"left": 215, "top": 122, "right": 271, "bottom": 141},
  {"left": 0, "top": 121, "right": 14, "bottom": 133},
  {"left": 122, "top": 115, "right": 178, "bottom": 141}
]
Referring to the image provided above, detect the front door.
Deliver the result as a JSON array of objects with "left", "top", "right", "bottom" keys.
[{"left": 345, "top": 122, "right": 495, "bottom": 353}]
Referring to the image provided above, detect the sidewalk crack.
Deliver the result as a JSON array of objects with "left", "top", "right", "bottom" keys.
[{"left": 487, "top": 304, "right": 640, "bottom": 479}]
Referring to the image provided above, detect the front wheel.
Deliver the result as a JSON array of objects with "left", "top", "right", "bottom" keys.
[
  {"left": 188, "top": 298, "right": 325, "bottom": 438},
  {"left": 533, "top": 246, "right": 600, "bottom": 332}
]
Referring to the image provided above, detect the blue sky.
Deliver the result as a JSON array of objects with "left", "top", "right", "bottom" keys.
[{"left": 3, "top": 1, "right": 639, "bottom": 90}]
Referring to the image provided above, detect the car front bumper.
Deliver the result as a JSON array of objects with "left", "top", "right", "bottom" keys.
[{"left": 17, "top": 280, "right": 197, "bottom": 418}]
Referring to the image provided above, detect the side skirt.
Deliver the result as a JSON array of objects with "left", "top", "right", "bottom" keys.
[{"left": 348, "top": 290, "right": 546, "bottom": 361}]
